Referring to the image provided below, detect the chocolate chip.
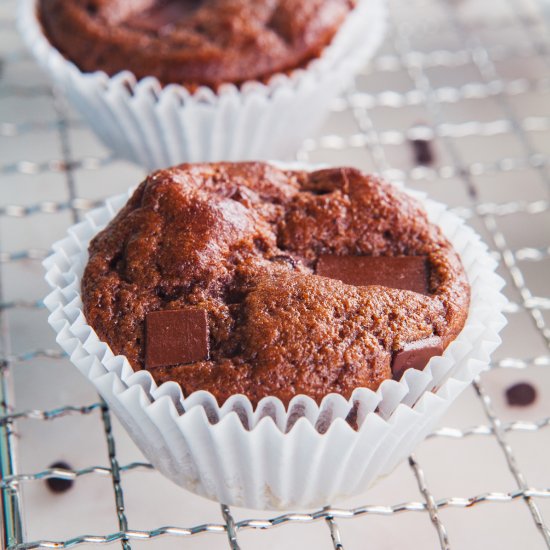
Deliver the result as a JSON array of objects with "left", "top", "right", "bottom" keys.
[
  {"left": 46, "top": 461, "right": 74, "bottom": 494},
  {"left": 410, "top": 139, "right": 435, "bottom": 166},
  {"left": 316, "top": 255, "right": 429, "bottom": 294},
  {"left": 345, "top": 401, "right": 360, "bottom": 431},
  {"left": 85, "top": 2, "right": 98, "bottom": 16},
  {"left": 270, "top": 254, "right": 297, "bottom": 269},
  {"left": 505, "top": 382, "right": 537, "bottom": 407},
  {"left": 391, "top": 336, "right": 443, "bottom": 380},
  {"left": 145, "top": 308, "right": 209, "bottom": 369}
]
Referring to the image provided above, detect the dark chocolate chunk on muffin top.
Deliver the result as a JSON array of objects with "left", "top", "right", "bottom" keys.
[
  {"left": 82, "top": 162, "right": 470, "bottom": 406},
  {"left": 39, "top": 0, "right": 354, "bottom": 89}
]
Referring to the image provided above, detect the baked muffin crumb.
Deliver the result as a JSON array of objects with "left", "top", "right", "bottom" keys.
[{"left": 82, "top": 162, "right": 470, "bottom": 406}]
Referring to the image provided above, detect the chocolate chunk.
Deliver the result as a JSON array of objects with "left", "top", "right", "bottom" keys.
[
  {"left": 410, "top": 139, "right": 435, "bottom": 166},
  {"left": 317, "top": 255, "right": 429, "bottom": 294},
  {"left": 505, "top": 382, "right": 537, "bottom": 407},
  {"left": 391, "top": 336, "right": 443, "bottom": 380},
  {"left": 46, "top": 461, "right": 74, "bottom": 494},
  {"left": 145, "top": 309, "right": 209, "bottom": 369}
]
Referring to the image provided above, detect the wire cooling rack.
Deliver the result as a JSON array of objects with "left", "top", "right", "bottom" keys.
[{"left": 1, "top": 0, "right": 550, "bottom": 548}]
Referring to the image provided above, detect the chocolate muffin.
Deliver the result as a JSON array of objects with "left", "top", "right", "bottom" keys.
[
  {"left": 39, "top": 0, "right": 354, "bottom": 89},
  {"left": 82, "top": 162, "right": 470, "bottom": 406}
]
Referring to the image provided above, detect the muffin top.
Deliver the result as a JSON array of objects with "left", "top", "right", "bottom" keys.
[
  {"left": 82, "top": 162, "right": 470, "bottom": 406},
  {"left": 39, "top": 0, "right": 354, "bottom": 89}
]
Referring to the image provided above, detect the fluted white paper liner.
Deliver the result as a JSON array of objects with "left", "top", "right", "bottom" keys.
[
  {"left": 18, "top": 0, "right": 387, "bottom": 170},
  {"left": 43, "top": 168, "right": 506, "bottom": 509}
]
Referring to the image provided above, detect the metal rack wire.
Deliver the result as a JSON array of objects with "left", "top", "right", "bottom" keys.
[{"left": 1, "top": 0, "right": 550, "bottom": 548}]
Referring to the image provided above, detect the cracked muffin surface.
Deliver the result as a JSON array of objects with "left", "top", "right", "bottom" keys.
[
  {"left": 82, "top": 162, "right": 470, "bottom": 406},
  {"left": 39, "top": 0, "right": 354, "bottom": 89}
]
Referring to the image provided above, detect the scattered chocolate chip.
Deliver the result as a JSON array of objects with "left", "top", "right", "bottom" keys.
[
  {"left": 410, "top": 139, "right": 434, "bottom": 166},
  {"left": 505, "top": 382, "right": 537, "bottom": 407},
  {"left": 316, "top": 255, "right": 429, "bottom": 294},
  {"left": 145, "top": 308, "right": 209, "bottom": 369},
  {"left": 270, "top": 254, "right": 297, "bottom": 269},
  {"left": 391, "top": 336, "right": 443, "bottom": 380},
  {"left": 46, "top": 461, "right": 74, "bottom": 494}
]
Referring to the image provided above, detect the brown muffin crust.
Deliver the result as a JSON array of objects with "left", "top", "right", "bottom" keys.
[
  {"left": 82, "top": 162, "right": 470, "bottom": 406},
  {"left": 39, "top": 0, "right": 354, "bottom": 90}
]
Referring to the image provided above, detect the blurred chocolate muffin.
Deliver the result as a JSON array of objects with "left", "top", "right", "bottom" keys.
[{"left": 39, "top": 0, "right": 355, "bottom": 89}]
